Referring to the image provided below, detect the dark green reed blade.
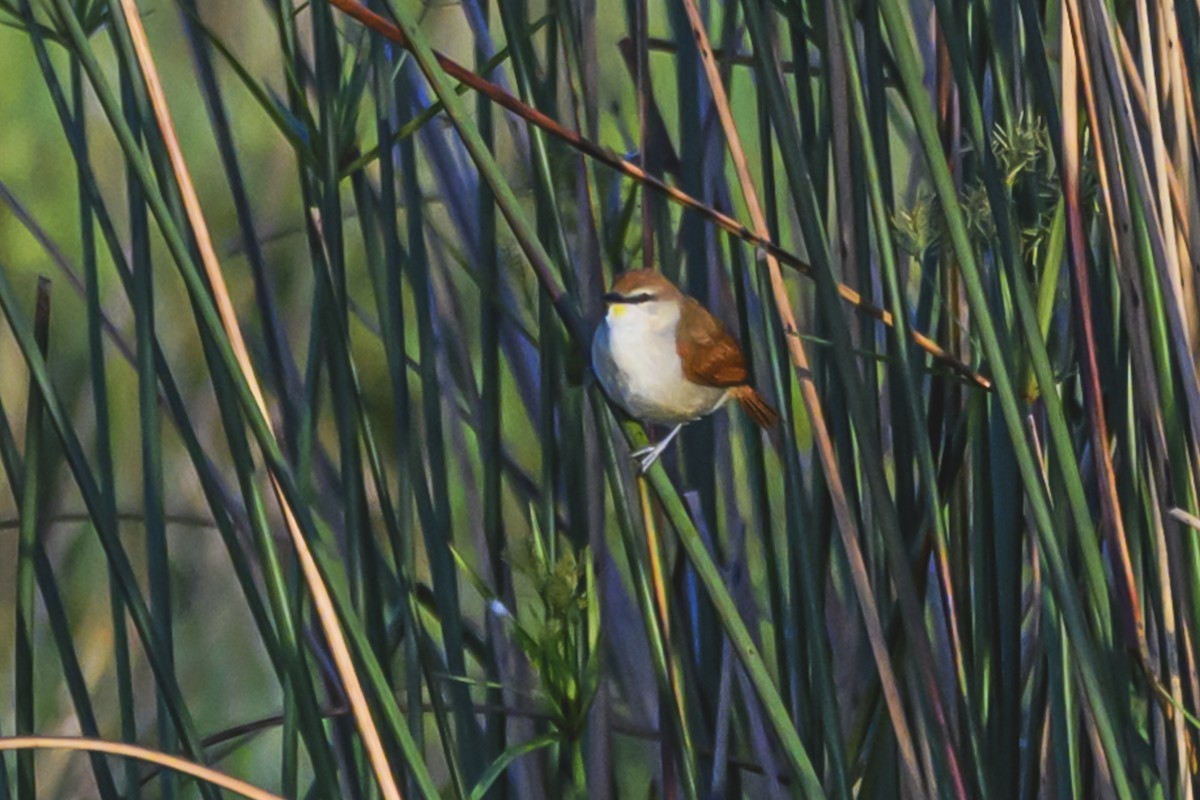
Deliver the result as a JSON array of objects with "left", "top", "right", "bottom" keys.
[
  {"left": 69, "top": 41, "right": 136, "bottom": 800},
  {"left": 14, "top": 278, "right": 50, "bottom": 800},
  {"left": 470, "top": 1, "right": 508, "bottom": 791},
  {"left": 395, "top": 64, "right": 478, "bottom": 800},
  {"left": 176, "top": 0, "right": 304, "bottom": 455},
  {"left": 32, "top": 543, "right": 120, "bottom": 800},
  {"left": 112, "top": 31, "right": 176, "bottom": 800}
]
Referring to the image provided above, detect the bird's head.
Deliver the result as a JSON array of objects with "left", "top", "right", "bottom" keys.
[{"left": 602, "top": 270, "right": 683, "bottom": 332}]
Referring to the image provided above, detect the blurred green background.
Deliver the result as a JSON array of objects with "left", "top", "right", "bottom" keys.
[{"left": 3, "top": 0, "right": 1200, "bottom": 798}]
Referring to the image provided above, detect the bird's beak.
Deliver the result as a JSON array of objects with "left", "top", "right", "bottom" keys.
[{"left": 603, "top": 292, "right": 628, "bottom": 317}]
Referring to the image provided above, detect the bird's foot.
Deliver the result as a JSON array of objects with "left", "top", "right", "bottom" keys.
[
  {"left": 630, "top": 424, "right": 684, "bottom": 474},
  {"left": 629, "top": 443, "right": 665, "bottom": 473},
  {"left": 636, "top": 446, "right": 668, "bottom": 474}
]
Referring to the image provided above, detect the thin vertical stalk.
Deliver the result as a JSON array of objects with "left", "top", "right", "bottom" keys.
[
  {"left": 473, "top": 2, "right": 507, "bottom": 790},
  {"left": 635, "top": 478, "right": 700, "bottom": 799},
  {"left": 397, "top": 67, "right": 481, "bottom": 799},
  {"left": 367, "top": 14, "right": 425, "bottom": 775},
  {"left": 71, "top": 40, "right": 138, "bottom": 798},
  {"left": 176, "top": 0, "right": 302, "bottom": 458},
  {"left": 122, "top": 47, "right": 174, "bottom": 800},
  {"left": 14, "top": 278, "right": 50, "bottom": 800}
]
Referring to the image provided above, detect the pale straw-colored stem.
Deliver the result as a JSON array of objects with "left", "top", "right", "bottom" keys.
[{"left": 0, "top": 736, "right": 285, "bottom": 800}]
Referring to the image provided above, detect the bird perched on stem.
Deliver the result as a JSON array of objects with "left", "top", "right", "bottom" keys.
[{"left": 592, "top": 269, "right": 779, "bottom": 472}]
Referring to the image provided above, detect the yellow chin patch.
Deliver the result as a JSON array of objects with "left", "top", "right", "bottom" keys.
[{"left": 610, "top": 305, "right": 627, "bottom": 319}]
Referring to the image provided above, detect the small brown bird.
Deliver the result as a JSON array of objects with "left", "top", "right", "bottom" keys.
[{"left": 591, "top": 270, "right": 779, "bottom": 472}]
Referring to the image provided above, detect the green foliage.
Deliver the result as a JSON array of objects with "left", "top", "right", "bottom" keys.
[
  {"left": 2, "top": 0, "right": 1200, "bottom": 798},
  {"left": 456, "top": 529, "right": 600, "bottom": 738}
]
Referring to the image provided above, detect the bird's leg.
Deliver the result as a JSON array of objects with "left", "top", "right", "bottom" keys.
[{"left": 631, "top": 424, "right": 684, "bottom": 473}]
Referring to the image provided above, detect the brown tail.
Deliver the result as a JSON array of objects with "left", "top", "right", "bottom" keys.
[{"left": 732, "top": 385, "right": 779, "bottom": 428}]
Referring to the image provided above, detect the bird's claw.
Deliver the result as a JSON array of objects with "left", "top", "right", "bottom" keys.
[
  {"left": 628, "top": 443, "right": 659, "bottom": 472},
  {"left": 628, "top": 424, "right": 684, "bottom": 474},
  {"left": 636, "top": 454, "right": 659, "bottom": 474},
  {"left": 631, "top": 443, "right": 668, "bottom": 473}
]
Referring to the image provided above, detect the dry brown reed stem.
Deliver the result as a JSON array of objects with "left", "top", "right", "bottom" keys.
[
  {"left": 0, "top": 737, "right": 285, "bottom": 800},
  {"left": 323, "top": 0, "right": 990, "bottom": 390},
  {"left": 115, "top": 2, "right": 402, "bottom": 798}
]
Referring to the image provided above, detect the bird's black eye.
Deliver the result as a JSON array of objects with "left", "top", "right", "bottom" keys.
[{"left": 604, "top": 291, "right": 657, "bottom": 305}]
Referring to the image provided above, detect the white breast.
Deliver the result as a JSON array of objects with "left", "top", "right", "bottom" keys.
[{"left": 592, "top": 301, "right": 728, "bottom": 425}]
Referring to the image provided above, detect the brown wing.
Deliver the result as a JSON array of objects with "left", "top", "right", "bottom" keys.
[{"left": 676, "top": 296, "right": 749, "bottom": 387}]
